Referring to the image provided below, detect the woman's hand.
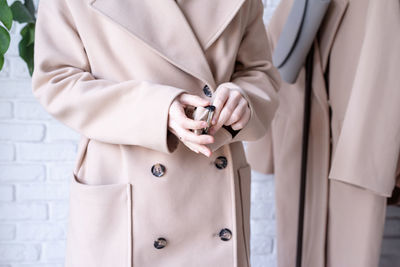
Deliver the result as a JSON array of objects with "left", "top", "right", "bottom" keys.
[
  {"left": 209, "top": 86, "right": 250, "bottom": 135},
  {"left": 168, "top": 93, "right": 214, "bottom": 157}
]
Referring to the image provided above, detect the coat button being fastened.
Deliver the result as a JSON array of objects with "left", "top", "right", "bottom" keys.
[
  {"left": 219, "top": 228, "right": 232, "bottom": 241},
  {"left": 215, "top": 156, "right": 228, "bottom": 169},
  {"left": 154, "top": 237, "right": 167, "bottom": 249},
  {"left": 151, "top": 163, "right": 166, "bottom": 177},
  {"left": 203, "top": 85, "right": 212, "bottom": 97}
]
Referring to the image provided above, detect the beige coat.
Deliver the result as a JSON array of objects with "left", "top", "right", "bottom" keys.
[
  {"left": 247, "top": 0, "right": 400, "bottom": 266},
  {"left": 32, "top": 0, "right": 280, "bottom": 266}
]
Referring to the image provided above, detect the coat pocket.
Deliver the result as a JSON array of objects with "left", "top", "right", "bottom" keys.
[
  {"left": 65, "top": 174, "right": 132, "bottom": 267},
  {"left": 237, "top": 164, "right": 251, "bottom": 267}
]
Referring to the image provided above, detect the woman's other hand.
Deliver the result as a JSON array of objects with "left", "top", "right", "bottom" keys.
[
  {"left": 209, "top": 86, "right": 250, "bottom": 135},
  {"left": 168, "top": 93, "right": 214, "bottom": 157}
]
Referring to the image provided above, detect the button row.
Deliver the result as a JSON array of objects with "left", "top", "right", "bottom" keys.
[
  {"left": 151, "top": 157, "right": 228, "bottom": 177},
  {"left": 153, "top": 228, "right": 232, "bottom": 249}
]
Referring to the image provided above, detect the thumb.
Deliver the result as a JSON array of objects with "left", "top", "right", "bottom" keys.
[{"left": 180, "top": 94, "right": 210, "bottom": 107}]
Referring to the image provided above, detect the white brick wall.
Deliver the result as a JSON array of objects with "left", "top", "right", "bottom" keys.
[{"left": 0, "top": 1, "right": 80, "bottom": 263}]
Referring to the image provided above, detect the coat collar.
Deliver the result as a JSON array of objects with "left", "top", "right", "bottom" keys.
[
  {"left": 318, "top": 0, "right": 349, "bottom": 71},
  {"left": 90, "top": 0, "right": 245, "bottom": 88}
]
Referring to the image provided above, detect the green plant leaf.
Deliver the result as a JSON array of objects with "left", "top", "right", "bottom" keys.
[
  {"left": 19, "top": 24, "right": 34, "bottom": 75},
  {"left": 24, "top": 0, "right": 36, "bottom": 18},
  {"left": 0, "top": 26, "right": 10, "bottom": 54},
  {"left": 0, "top": 53, "right": 4, "bottom": 70},
  {"left": 0, "top": 0, "right": 13, "bottom": 30},
  {"left": 11, "top": 1, "right": 35, "bottom": 23},
  {"left": 20, "top": 22, "right": 34, "bottom": 46}
]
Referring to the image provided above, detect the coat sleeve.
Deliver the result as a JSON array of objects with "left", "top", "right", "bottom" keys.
[
  {"left": 32, "top": 0, "right": 185, "bottom": 154},
  {"left": 245, "top": 126, "right": 275, "bottom": 174},
  {"left": 244, "top": 0, "right": 291, "bottom": 171},
  {"left": 329, "top": 0, "right": 400, "bottom": 196},
  {"left": 208, "top": 0, "right": 281, "bottom": 152}
]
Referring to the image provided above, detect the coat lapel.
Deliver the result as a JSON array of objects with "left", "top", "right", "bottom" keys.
[
  {"left": 318, "top": 0, "right": 349, "bottom": 71},
  {"left": 90, "top": 0, "right": 215, "bottom": 87},
  {"left": 90, "top": 0, "right": 244, "bottom": 88},
  {"left": 175, "top": 0, "right": 246, "bottom": 50}
]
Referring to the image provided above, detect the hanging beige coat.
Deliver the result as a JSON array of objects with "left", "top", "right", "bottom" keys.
[
  {"left": 247, "top": 0, "right": 400, "bottom": 266},
  {"left": 32, "top": 0, "right": 280, "bottom": 266}
]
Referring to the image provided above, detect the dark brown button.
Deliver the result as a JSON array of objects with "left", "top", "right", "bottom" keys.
[
  {"left": 215, "top": 156, "right": 228, "bottom": 169},
  {"left": 151, "top": 164, "right": 166, "bottom": 177},
  {"left": 203, "top": 85, "right": 212, "bottom": 97},
  {"left": 219, "top": 228, "right": 232, "bottom": 241},
  {"left": 154, "top": 237, "right": 167, "bottom": 249}
]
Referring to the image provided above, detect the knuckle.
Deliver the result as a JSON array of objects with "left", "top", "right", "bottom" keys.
[
  {"left": 217, "top": 87, "right": 228, "bottom": 97},
  {"left": 237, "top": 121, "right": 245, "bottom": 128},
  {"left": 182, "top": 119, "right": 191, "bottom": 127},
  {"left": 178, "top": 94, "right": 186, "bottom": 101},
  {"left": 224, "top": 106, "right": 234, "bottom": 115},
  {"left": 177, "top": 119, "right": 186, "bottom": 127},
  {"left": 218, "top": 86, "right": 228, "bottom": 93},
  {"left": 231, "top": 114, "right": 240, "bottom": 122},
  {"left": 231, "top": 90, "right": 241, "bottom": 98}
]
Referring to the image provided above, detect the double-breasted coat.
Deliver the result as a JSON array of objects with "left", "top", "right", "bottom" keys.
[
  {"left": 32, "top": 0, "right": 280, "bottom": 266},
  {"left": 247, "top": 0, "right": 400, "bottom": 266}
]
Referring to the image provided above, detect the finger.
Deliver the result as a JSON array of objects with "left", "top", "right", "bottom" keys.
[
  {"left": 180, "top": 94, "right": 210, "bottom": 107},
  {"left": 178, "top": 116, "right": 208, "bottom": 130},
  {"left": 211, "top": 86, "right": 229, "bottom": 125},
  {"left": 169, "top": 100, "right": 186, "bottom": 120},
  {"left": 183, "top": 141, "right": 212, "bottom": 157},
  {"left": 177, "top": 128, "right": 214, "bottom": 145},
  {"left": 196, "top": 143, "right": 212, "bottom": 157},
  {"left": 224, "top": 98, "right": 248, "bottom": 126},
  {"left": 168, "top": 116, "right": 182, "bottom": 136},
  {"left": 210, "top": 91, "right": 241, "bottom": 133},
  {"left": 170, "top": 101, "right": 209, "bottom": 129},
  {"left": 184, "top": 141, "right": 200, "bottom": 154},
  {"left": 231, "top": 107, "right": 251, "bottom": 130},
  {"left": 212, "top": 106, "right": 231, "bottom": 134},
  {"left": 212, "top": 89, "right": 242, "bottom": 125}
]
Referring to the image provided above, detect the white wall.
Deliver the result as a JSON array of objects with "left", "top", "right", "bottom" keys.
[{"left": 0, "top": 1, "right": 280, "bottom": 266}]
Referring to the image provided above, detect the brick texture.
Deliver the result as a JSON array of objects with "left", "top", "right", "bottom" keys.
[{"left": 1, "top": 1, "right": 399, "bottom": 267}]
